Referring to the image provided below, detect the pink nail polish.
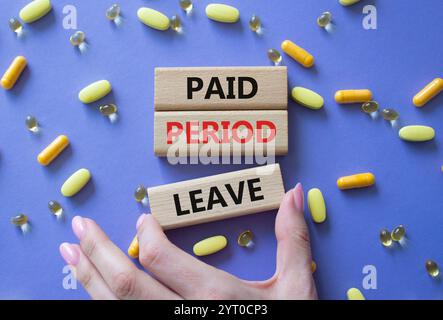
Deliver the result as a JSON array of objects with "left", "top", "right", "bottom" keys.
[
  {"left": 293, "top": 183, "right": 304, "bottom": 212},
  {"left": 59, "top": 243, "right": 80, "bottom": 266},
  {"left": 136, "top": 213, "right": 147, "bottom": 229},
  {"left": 72, "top": 216, "right": 86, "bottom": 240}
]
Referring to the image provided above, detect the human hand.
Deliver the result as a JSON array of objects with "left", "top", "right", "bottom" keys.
[{"left": 59, "top": 183, "right": 317, "bottom": 300}]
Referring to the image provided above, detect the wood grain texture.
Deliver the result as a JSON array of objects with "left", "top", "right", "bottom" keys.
[
  {"left": 153, "top": 110, "right": 288, "bottom": 156},
  {"left": 148, "top": 164, "right": 285, "bottom": 229},
  {"left": 154, "top": 66, "right": 288, "bottom": 110}
]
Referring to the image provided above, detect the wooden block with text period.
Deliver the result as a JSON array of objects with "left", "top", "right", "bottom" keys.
[
  {"left": 154, "top": 66, "right": 288, "bottom": 111},
  {"left": 153, "top": 110, "right": 288, "bottom": 157},
  {"left": 148, "top": 164, "right": 285, "bottom": 229}
]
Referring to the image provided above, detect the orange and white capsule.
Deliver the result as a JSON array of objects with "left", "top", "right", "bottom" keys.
[
  {"left": 1, "top": 56, "right": 27, "bottom": 90},
  {"left": 281, "top": 40, "right": 314, "bottom": 68},
  {"left": 37, "top": 135, "right": 70, "bottom": 166},
  {"left": 128, "top": 235, "right": 139, "bottom": 258},
  {"left": 335, "top": 89, "right": 372, "bottom": 104},
  {"left": 337, "top": 172, "right": 375, "bottom": 190},
  {"left": 412, "top": 78, "right": 443, "bottom": 107}
]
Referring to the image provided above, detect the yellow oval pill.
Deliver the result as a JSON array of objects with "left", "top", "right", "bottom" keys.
[
  {"left": 127, "top": 236, "right": 139, "bottom": 259},
  {"left": 339, "top": 0, "right": 361, "bottom": 6},
  {"left": 137, "top": 7, "right": 170, "bottom": 31},
  {"left": 291, "top": 87, "right": 324, "bottom": 110},
  {"left": 37, "top": 135, "right": 69, "bottom": 166},
  {"left": 205, "top": 4, "right": 240, "bottom": 23},
  {"left": 1, "top": 56, "right": 27, "bottom": 90},
  {"left": 61, "top": 168, "right": 91, "bottom": 197},
  {"left": 19, "top": 0, "right": 52, "bottom": 23},
  {"left": 193, "top": 235, "right": 227, "bottom": 256},
  {"left": 412, "top": 78, "right": 443, "bottom": 107},
  {"left": 337, "top": 172, "right": 375, "bottom": 190},
  {"left": 308, "top": 188, "right": 326, "bottom": 223},
  {"left": 78, "top": 80, "right": 111, "bottom": 104},
  {"left": 399, "top": 125, "right": 435, "bottom": 142},
  {"left": 347, "top": 288, "right": 365, "bottom": 300}
]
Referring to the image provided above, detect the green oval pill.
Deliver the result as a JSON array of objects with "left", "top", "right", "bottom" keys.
[
  {"left": 137, "top": 7, "right": 170, "bottom": 31},
  {"left": 78, "top": 80, "right": 112, "bottom": 104},
  {"left": 399, "top": 125, "right": 435, "bottom": 142},
  {"left": 19, "top": 0, "right": 52, "bottom": 23},
  {"left": 205, "top": 4, "right": 240, "bottom": 23},
  {"left": 61, "top": 168, "right": 91, "bottom": 197},
  {"left": 291, "top": 87, "right": 324, "bottom": 110}
]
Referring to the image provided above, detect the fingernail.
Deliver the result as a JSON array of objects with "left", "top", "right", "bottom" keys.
[
  {"left": 136, "top": 213, "right": 147, "bottom": 229},
  {"left": 59, "top": 243, "right": 80, "bottom": 266},
  {"left": 293, "top": 183, "right": 304, "bottom": 212},
  {"left": 72, "top": 216, "right": 86, "bottom": 240}
]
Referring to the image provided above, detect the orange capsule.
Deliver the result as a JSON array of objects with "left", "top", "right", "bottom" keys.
[
  {"left": 335, "top": 89, "right": 372, "bottom": 104},
  {"left": 281, "top": 40, "right": 314, "bottom": 68},
  {"left": 412, "top": 78, "right": 443, "bottom": 107},
  {"left": 337, "top": 172, "right": 375, "bottom": 190},
  {"left": 127, "top": 235, "right": 139, "bottom": 258},
  {"left": 1, "top": 56, "right": 27, "bottom": 90},
  {"left": 37, "top": 135, "right": 70, "bottom": 166}
]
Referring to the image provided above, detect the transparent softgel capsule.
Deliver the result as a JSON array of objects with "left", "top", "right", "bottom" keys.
[
  {"left": 179, "top": 0, "right": 193, "bottom": 14},
  {"left": 317, "top": 12, "right": 332, "bottom": 28},
  {"left": 106, "top": 4, "right": 122, "bottom": 26},
  {"left": 99, "top": 103, "right": 118, "bottom": 123},
  {"left": 391, "top": 225, "right": 406, "bottom": 242},
  {"left": 170, "top": 15, "right": 182, "bottom": 32},
  {"left": 381, "top": 108, "right": 399, "bottom": 121},
  {"left": 9, "top": 18, "right": 24, "bottom": 37},
  {"left": 25, "top": 115, "right": 39, "bottom": 133},
  {"left": 134, "top": 185, "right": 148, "bottom": 205},
  {"left": 11, "top": 214, "right": 30, "bottom": 233},
  {"left": 361, "top": 101, "right": 379, "bottom": 119},
  {"left": 425, "top": 260, "right": 440, "bottom": 278},
  {"left": 48, "top": 200, "right": 64, "bottom": 218},
  {"left": 238, "top": 230, "right": 254, "bottom": 248},
  {"left": 267, "top": 49, "right": 282, "bottom": 66},
  {"left": 379, "top": 229, "right": 392, "bottom": 247},
  {"left": 70, "top": 31, "right": 87, "bottom": 53},
  {"left": 249, "top": 15, "right": 262, "bottom": 34}
]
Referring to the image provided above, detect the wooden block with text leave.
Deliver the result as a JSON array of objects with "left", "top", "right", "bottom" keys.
[
  {"left": 148, "top": 164, "right": 285, "bottom": 229},
  {"left": 154, "top": 66, "right": 288, "bottom": 111}
]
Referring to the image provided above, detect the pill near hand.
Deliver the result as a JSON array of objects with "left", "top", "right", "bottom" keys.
[
  {"left": 307, "top": 188, "right": 326, "bottom": 223},
  {"left": 291, "top": 87, "right": 324, "bottom": 110},
  {"left": 19, "top": 0, "right": 52, "bottom": 23},
  {"left": 335, "top": 89, "right": 372, "bottom": 104},
  {"left": 127, "top": 236, "right": 139, "bottom": 258},
  {"left": 137, "top": 7, "right": 170, "bottom": 31},
  {"left": 37, "top": 135, "right": 69, "bottom": 166},
  {"left": 193, "top": 235, "right": 227, "bottom": 256},
  {"left": 281, "top": 40, "right": 314, "bottom": 68},
  {"left": 337, "top": 172, "right": 375, "bottom": 190},
  {"left": 347, "top": 288, "right": 365, "bottom": 300},
  {"left": 61, "top": 168, "right": 91, "bottom": 197},
  {"left": 205, "top": 4, "right": 240, "bottom": 23},
  {"left": 1, "top": 56, "right": 27, "bottom": 90},
  {"left": 412, "top": 78, "right": 443, "bottom": 107},
  {"left": 399, "top": 125, "right": 435, "bottom": 142},
  {"left": 78, "top": 80, "right": 111, "bottom": 104}
]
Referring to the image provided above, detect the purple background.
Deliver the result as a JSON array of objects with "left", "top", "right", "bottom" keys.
[{"left": 0, "top": 0, "right": 442, "bottom": 300}]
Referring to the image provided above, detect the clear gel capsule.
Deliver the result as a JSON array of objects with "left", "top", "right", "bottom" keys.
[
  {"left": 48, "top": 200, "right": 63, "bottom": 217},
  {"left": 11, "top": 214, "right": 28, "bottom": 227},
  {"left": 25, "top": 115, "right": 39, "bottom": 133},
  {"left": 134, "top": 185, "right": 148, "bottom": 205},
  {"left": 317, "top": 12, "right": 332, "bottom": 28},
  {"left": 361, "top": 101, "right": 379, "bottom": 114},
  {"left": 70, "top": 31, "right": 87, "bottom": 53},
  {"left": 249, "top": 15, "right": 262, "bottom": 33},
  {"left": 238, "top": 230, "right": 254, "bottom": 248},
  {"left": 9, "top": 18, "right": 24, "bottom": 37},
  {"left": 425, "top": 260, "right": 440, "bottom": 278},
  {"left": 381, "top": 108, "right": 399, "bottom": 121},
  {"left": 380, "top": 229, "right": 392, "bottom": 247},
  {"left": 170, "top": 15, "right": 182, "bottom": 32},
  {"left": 267, "top": 49, "right": 282, "bottom": 66},
  {"left": 99, "top": 103, "right": 118, "bottom": 123},
  {"left": 106, "top": 4, "right": 122, "bottom": 26},
  {"left": 179, "top": 0, "right": 193, "bottom": 14},
  {"left": 391, "top": 225, "right": 406, "bottom": 242}
]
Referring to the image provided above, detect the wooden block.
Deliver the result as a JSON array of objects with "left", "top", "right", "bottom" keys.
[
  {"left": 153, "top": 110, "right": 288, "bottom": 156},
  {"left": 154, "top": 66, "right": 288, "bottom": 111},
  {"left": 148, "top": 164, "right": 285, "bottom": 229}
]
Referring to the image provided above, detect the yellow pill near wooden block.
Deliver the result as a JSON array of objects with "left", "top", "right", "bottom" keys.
[
  {"left": 347, "top": 288, "right": 365, "bottom": 300},
  {"left": 128, "top": 236, "right": 139, "bottom": 258},
  {"left": 137, "top": 7, "right": 170, "bottom": 31},
  {"left": 337, "top": 172, "right": 375, "bottom": 190},
  {"left": 307, "top": 188, "right": 326, "bottom": 223},
  {"left": 291, "top": 87, "right": 324, "bottom": 110},
  {"left": 281, "top": 40, "right": 314, "bottom": 68},
  {"left": 335, "top": 89, "right": 372, "bottom": 104},
  {"left": 19, "top": 0, "right": 52, "bottom": 23},
  {"left": 339, "top": 0, "right": 361, "bottom": 6},
  {"left": 37, "top": 135, "right": 69, "bottom": 166},
  {"left": 1, "top": 56, "right": 27, "bottom": 90},
  {"left": 78, "top": 80, "right": 111, "bottom": 104},
  {"left": 399, "top": 125, "right": 435, "bottom": 142},
  {"left": 193, "top": 235, "right": 227, "bottom": 256},
  {"left": 61, "top": 168, "right": 91, "bottom": 197},
  {"left": 205, "top": 4, "right": 240, "bottom": 23},
  {"left": 412, "top": 78, "right": 443, "bottom": 107}
]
